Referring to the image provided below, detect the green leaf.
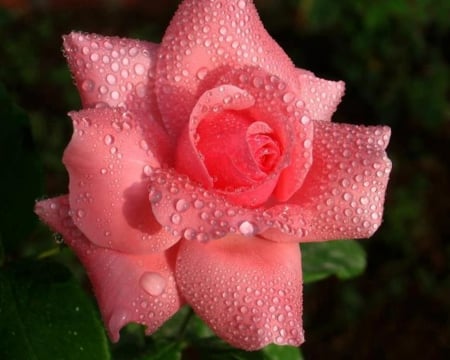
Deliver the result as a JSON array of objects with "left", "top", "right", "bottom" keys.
[
  {"left": 189, "top": 337, "right": 266, "bottom": 359},
  {"left": 0, "top": 84, "right": 43, "bottom": 252},
  {"left": 0, "top": 260, "right": 110, "bottom": 360},
  {"left": 301, "top": 240, "right": 367, "bottom": 284},
  {"left": 262, "top": 344, "right": 303, "bottom": 360},
  {"left": 136, "top": 340, "right": 181, "bottom": 360}
]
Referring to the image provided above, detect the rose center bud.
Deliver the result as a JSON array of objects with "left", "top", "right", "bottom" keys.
[{"left": 196, "top": 110, "right": 281, "bottom": 190}]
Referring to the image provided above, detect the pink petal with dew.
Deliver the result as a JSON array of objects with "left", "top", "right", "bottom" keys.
[
  {"left": 176, "top": 84, "right": 256, "bottom": 189},
  {"left": 147, "top": 168, "right": 308, "bottom": 242},
  {"left": 156, "top": 0, "right": 296, "bottom": 137},
  {"left": 176, "top": 236, "right": 304, "bottom": 350},
  {"left": 64, "top": 32, "right": 161, "bottom": 118},
  {"left": 296, "top": 68, "right": 345, "bottom": 121},
  {"left": 263, "top": 122, "right": 392, "bottom": 242},
  {"left": 34, "top": 196, "right": 183, "bottom": 342},
  {"left": 213, "top": 66, "right": 314, "bottom": 202},
  {"left": 63, "top": 107, "right": 178, "bottom": 253}
]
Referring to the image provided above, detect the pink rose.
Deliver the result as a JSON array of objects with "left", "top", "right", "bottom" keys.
[{"left": 35, "top": 0, "right": 391, "bottom": 351}]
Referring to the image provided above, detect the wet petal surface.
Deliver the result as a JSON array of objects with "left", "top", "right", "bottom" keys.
[
  {"left": 176, "top": 236, "right": 304, "bottom": 350},
  {"left": 263, "top": 122, "right": 392, "bottom": 242},
  {"left": 64, "top": 107, "right": 178, "bottom": 253},
  {"left": 64, "top": 32, "right": 161, "bottom": 119},
  {"left": 147, "top": 168, "right": 309, "bottom": 242},
  {"left": 296, "top": 68, "right": 345, "bottom": 121},
  {"left": 34, "top": 196, "right": 183, "bottom": 342},
  {"left": 156, "top": 0, "right": 296, "bottom": 137}
]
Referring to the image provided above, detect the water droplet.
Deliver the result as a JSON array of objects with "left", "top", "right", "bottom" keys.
[
  {"left": 110, "top": 91, "right": 120, "bottom": 100},
  {"left": 239, "top": 221, "right": 256, "bottom": 236},
  {"left": 170, "top": 213, "right": 181, "bottom": 225},
  {"left": 143, "top": 165, "right": 153, "bottom": 176},
  {"left": 196, "top": 67, "right": 208, "bottom": 80},
  {"left": 282, "top": 92, "right": 294, "bottom": 103},
  {"left": 140, "top": 272, "right": 166, "bottom": 296},
  {"left": 342, "top": 192, "right": 352, "bottom": 201},
  {"left": 149, "top": 188, "right": 162, "bottom": 203},
  {"left": 175, "top": 199, "right": 190, "bottom": 212},
  {"left": 81, "top": 79, "right": 94, "bottom": 92},
  {"left": 104, "top": 134, "right": 114, "bottom": 145},
  {"left": 183, "top": 228, "right": 196, "bottom": 240},
  {"left": 134, "top": 63, "right": 145, "bottom": 75},
  {"left": 360, "top": 196, "right": 369, "bottom": 205},
  {"left": 193, "top": 199, "right": 204, "bottom": 209},
  {"left": 106, "top": 74, "right": 116, "bottom": 85},
  {"left": 300, "top": 116, "right": 310, "bottom": 125},
  {"left": 140, "top": 139, "right": 149, "bottom": 150}
]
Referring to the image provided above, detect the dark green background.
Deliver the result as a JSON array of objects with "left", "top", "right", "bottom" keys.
[{"left": 0, "top": 0, "right": 449, "bottom": 358}]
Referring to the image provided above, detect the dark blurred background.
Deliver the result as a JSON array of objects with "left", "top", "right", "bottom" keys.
[{"left": 0, "top": 0, "right": 449, "bottom": 358}]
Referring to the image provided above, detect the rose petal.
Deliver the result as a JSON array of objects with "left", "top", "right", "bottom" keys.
[
  {"left": 273, "top": 114, "right": 314, "bottom": 201},
  {"left": 296, "top": 68, "right": 345, "bottom": 121},
  {"left": 147, "top": 168, "right": 309, "bottom": 242},
  {"left": 263, "top": 122, "right": 392, "bottom": 242},
  {"left": 156, "top": 0, "right": 296, "bottom": 137},
  {"left": 34, "top": 196, "right": 183, "bottom": 342},
  {"left": 64, "top": 32, "right": 161, "bottom": 118},
  {"left": 64, "top": 107, "right": 178, "bottom": 253},
  {"left": 176, "top": 236, "right": 304, "bottom": 350},
  {"left": 176, "top": 84, "right": 256, "bottom": 189},
  {"left": 214, "top": 67, "right": 314, "bottom": 202}
]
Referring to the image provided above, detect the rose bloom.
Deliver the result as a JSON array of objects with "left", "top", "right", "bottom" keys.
[{"left": 35, "top": 0, "right": 391, "bottom": 351}]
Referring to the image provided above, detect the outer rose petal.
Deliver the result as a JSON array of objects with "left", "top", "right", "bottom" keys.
[
  {"left": 64, "top": 107, "right": 178, "bottom": 253},
  {"left": 176, "top": 236, "right": 304, "bottom": 350},
  {"left": 263, "top": 122, "right": 392, "bottom": 242},
  {"left": 147, "top": 168, "right": 309, "bottom": 242},
  {"left": 156, "top": 0, "right": 296, "bottom": 137},
  {"left": 296, "top": 68, "right": 345, "bottom": 121},
  {"left": 64, "top": 32, "right": 161, "bottom": 119},
  {"left": 34, "top": 196, "right": 183, "bottom": 342}
]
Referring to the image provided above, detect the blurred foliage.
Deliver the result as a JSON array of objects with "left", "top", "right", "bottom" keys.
[{"left": 0, "top": 0, "right": 449, "bottom": 359}]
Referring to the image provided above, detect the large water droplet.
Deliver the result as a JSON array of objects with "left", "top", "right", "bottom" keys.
[
  {"left": 134, "top": 63, "right": 145, "bottom": 75},
  {"left": 175, "top": 199, "right": 190, "bottom": 212},
  {"left": 239, "top": 221, "right": 256, "bottom": 236},
  {"left": 140, "top": 272, "right": 166, "bottom": 296}
]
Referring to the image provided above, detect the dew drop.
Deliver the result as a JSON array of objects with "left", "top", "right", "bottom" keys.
[
  {"left": 360, "top": 196, "right": 369, "bottom": 205},
  {"left": 196, "top": 67, "right": 208, "bottom": 80},
  {"left": 170, "top": 213, "right": 181, "bottom": 225},
  {"left": 300, "top": 116, "right": 310, "bottom": 125},
  {"left": 140, "top": 139, "right": 149, "bottom": 150},
  {"left": 143, "top": 165, "right": 153, "bottom": 177},
  {"left": 149, "top": 188, "right": 162, "bottom": 203},
  {"left": 239, "top": 221, "right": 256, "bottom": 236},
  {"left": 103, "top": 134, "right": 114, "bottom": 145},
  {"left": 140, "top": 272, "right": 166, "bottom": 296},
  {"left": 183, "top": 228, "right": 196, "bottom": 240},
  {"left": 282, "top": 92, "right": 294, "bottom": 103},
  {"left": 81, "top": 79, "right": 94, "bottom": 92},
  {"left": 106, "top": 74, "right": 116, "bottom": 85},
  {"left": 175, "top": 199, "right": 190, "bottom": 212}
]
